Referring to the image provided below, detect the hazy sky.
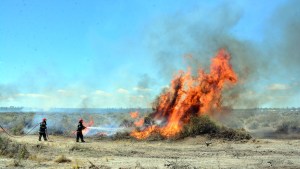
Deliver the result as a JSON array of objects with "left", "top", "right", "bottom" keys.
[{"left": 0, "top": 0, "right": 299, "bottom": 108}]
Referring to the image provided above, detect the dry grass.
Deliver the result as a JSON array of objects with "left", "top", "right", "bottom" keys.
[
  {"left": 112, "top": 132, "right": 132, "bottom": 140},
  {"left": 54, "top": 155, "right": 72, "bottom": 163},
  {"left": 6, "top": 159, "right": 23, "bottom": 168},
  {"left": 164, "top": 159, "right": 191, "bottom": 169},
  {"left": 28, "top": 154, "right": 49, "bottom": 164},
  {"left": 88, "top": 160, "right": 111, "bottom": 169},
  {"left": 0, "top": 135, "right": 30, "bottom": 159},
  {"left": 72, "top": 159, "right": 82, "bottom": 169}
]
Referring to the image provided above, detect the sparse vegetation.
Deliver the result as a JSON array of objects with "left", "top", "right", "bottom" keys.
[
  {"left": 54, "top": 155, "right": 72, "bottom": 163},
  {"left": 0, "top": 135, "right": 30, "bottom": 159},
  {"left": 0, "top": 109, "right": 299, "bottom": 168},
  {"left": 7, "top": 159, "right": 23, "bottom": 167},
  {"left": 28, "top": 154, "right": 50, "bottom": 165},
  {"left": 1, "top": 109, "right": 299, "bottom": 140},
  {"left": 0, "top": 113, "right": 34, "bottom": 135},
  {"left": 72, "top": 159, "right": 82, "bottom": 169},
  {"left": 88, "top": 160, "right": 111, "bottom": 169},
  {"left": 276, "top": 120, "right": 300, "bottom": 134},
  {"left": 164, "top": 159, "right": 191, "bottom": 169}
]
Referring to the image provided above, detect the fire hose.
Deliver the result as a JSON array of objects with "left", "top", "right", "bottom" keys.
[{"left": 0, "top": 123, "right": 40, "bottom": 138}]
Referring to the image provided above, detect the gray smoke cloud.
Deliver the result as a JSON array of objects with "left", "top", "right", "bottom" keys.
[
  {"left": 137, "top": 74, "right": 153, "bottom": 90},
  {"left": 266, "top": 0, "right": 300, "bottom": 76},
  {"left": 130, "top": 74, "right": 156, "bottom": 107},
  {"left": 147, "top": 0, "right": 300, "bottom": 108}
]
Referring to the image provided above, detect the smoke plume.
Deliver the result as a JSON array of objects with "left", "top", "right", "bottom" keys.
[{"left": 147, "top": 0, "right": 300, "bottom": 108}]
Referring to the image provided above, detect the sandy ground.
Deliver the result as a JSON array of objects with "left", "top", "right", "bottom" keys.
[{"left": 1, "top": 135, "right": 300, "bottom": 169}]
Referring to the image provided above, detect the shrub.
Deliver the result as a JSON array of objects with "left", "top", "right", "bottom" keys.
[
  {"left": 112, "top": 132, "right": 131, "bottom": 140},
  {"left": 181, "top": 115, "right": 219, "bottom": 137},
  {"left": 179, "top": 115, "right": 251, "bottom": 141},
  {"left": 217, "top": 127, "right": 252, "bottom": 140},
  {"left": 0, "top": 135, "right": 30, "bottom": 159},
  {"left": 11, "top": 122, "right": 25, "bottom": 135},
  {"left": 146, "top": 130, "right": 164, "bottom": 141}
]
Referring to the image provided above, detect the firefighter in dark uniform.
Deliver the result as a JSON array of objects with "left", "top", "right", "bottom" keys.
[
  {"left": 39, "top": 118, "right": 47, "bottom": 141},
  {"left": 76, "top": 118, "right": 86, "bottom": 142}
]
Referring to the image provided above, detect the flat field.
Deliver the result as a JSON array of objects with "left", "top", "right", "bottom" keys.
[
  {"left": 0, "top": 135, "right": 300, "bottom": 169},
  {"left": 1, "top": 110, "right": 300, "bottom": 168}
]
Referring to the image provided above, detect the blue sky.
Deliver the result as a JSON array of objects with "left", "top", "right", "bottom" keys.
[{"left": 0, "top": 0, "right": 299, "bottom": 108}]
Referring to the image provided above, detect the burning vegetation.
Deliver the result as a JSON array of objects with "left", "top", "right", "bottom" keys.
[
  {"left": 0, "top": 49, "right": 252, "bottom": 141},
  {"left": 130, "top": 49, "right": 248, "bottom": 140},
  {"left": 81, "top": 116, "right": 94, "bottom": 135}
]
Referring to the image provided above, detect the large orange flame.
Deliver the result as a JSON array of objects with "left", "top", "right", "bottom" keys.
[{"left": 131, "top": 49, "right": 238, "bottom": 139}]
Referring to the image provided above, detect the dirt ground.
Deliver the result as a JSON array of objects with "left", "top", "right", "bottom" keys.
[{"left": 1, "top": 135, "right": 300, "bottom": 169}]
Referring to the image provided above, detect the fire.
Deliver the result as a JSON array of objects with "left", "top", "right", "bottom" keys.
[
  {"left": 134, "top": 118, "right": 144, "bottom": 127},
  {"left": 130, "top": 111, "right": 145, "bottom": 127},
  {"left": 131, "top": 49, "right": 238, "bottom": 139},
  {"left": 130, "top": 111, "right": 139, "bottom": 119},
  {"left": 82, "top": 116, "right": 94, "bottom": 135}
]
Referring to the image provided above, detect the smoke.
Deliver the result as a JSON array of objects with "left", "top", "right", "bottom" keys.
[
  {"left": 23, "top": 111, "right": 133, "bottom": 137},
  {"left": 1, "top": 1, "right": 299, "bottom": 110},
  {"left": 267, "top": 0, "right": 300, "bottom": 73},
  {"left": 220, "top": 109, "right": 300, "bottom": 139},
  {"left": 0, "top": 84, "right": 19, "bottom": 103},
  {"left": 255, "top": 0, "right": 300, "bottom": 107},
  {"left": 131, "top": 74, "right": 156, "bottom": 107},
  {"left": 147, "top": 0, "right": 300, "bottom": 108}
]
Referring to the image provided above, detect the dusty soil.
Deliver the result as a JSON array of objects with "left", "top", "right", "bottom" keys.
[{"left": 0, "top": 135, "right": 300, "bottom": 169}]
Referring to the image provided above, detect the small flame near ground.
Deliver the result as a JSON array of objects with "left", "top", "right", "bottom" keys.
[
  {"left": 72, "top": 116, "right": 95, "bottom": 136},
  {"left": 130, "top": 112, "right": 145, "bottom": 128},
  {"left": 82, "top": 116, "right": 94, "bottom": 135},
  {"left": 130, "top": 49, "right": 238, "bottom": 139},
  {"left": 130, "top": 112, "right": 139, "bottom": 119}
]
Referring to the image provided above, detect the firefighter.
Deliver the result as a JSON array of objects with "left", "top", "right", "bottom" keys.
[
  {"left": 39, "top": 118, "right": 47, "bottom": 141},
  {"left": 76, "top": 118, "right": 86, "bottom": 142}
]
